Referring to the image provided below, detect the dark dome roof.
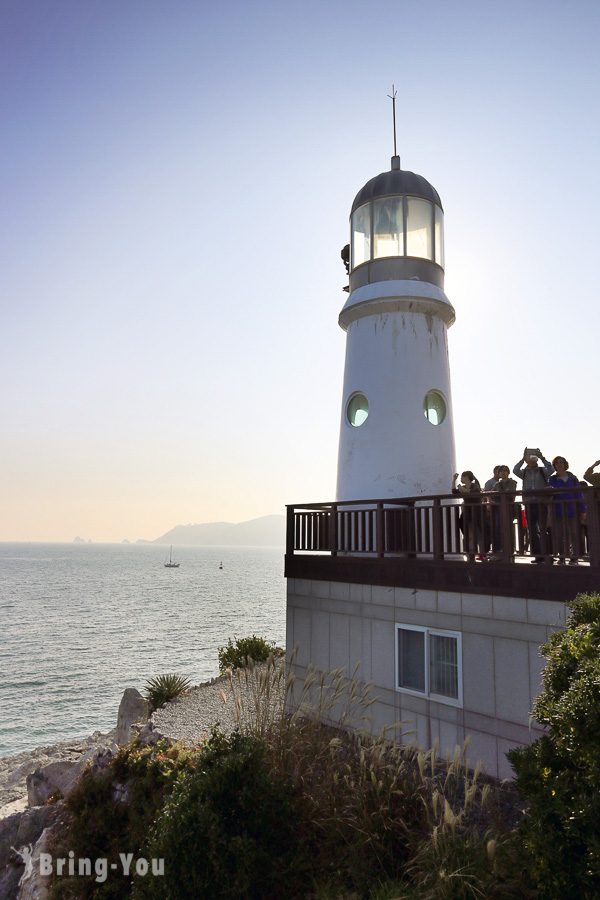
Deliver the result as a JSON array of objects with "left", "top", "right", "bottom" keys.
[{"left": 351, "top": 168, "right": 442, "bottom": 214}]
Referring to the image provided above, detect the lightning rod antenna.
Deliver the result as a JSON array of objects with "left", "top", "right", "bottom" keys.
[{"left": 387, "top": 84, "right": 398, "bottom": 157}]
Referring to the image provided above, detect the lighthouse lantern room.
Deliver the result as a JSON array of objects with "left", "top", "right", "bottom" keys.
[{"left": 336, "top": 152, "right": 456, "bottom": 502}]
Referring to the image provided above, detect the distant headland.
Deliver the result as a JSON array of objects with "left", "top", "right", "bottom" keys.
[{"left": 152, "top": 514, "right": 285, "bottom": 547}]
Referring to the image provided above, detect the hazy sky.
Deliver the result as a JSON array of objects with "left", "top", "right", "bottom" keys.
[{"left": 2, "top": 0, "right": 599, "bottom": 542}]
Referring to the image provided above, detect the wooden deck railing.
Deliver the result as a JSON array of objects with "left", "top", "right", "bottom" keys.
[{"left": 288, "top": 488, "right": 600, "bottom": 565}]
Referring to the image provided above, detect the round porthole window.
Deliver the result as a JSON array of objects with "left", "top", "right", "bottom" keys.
[
  {"left": 347, "top": 393, "right": 369, "bottom": 427},
  {"left": 423, "top": 390, "right": 446, "bottom": 425}
]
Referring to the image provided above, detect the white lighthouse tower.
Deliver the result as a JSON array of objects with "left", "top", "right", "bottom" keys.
[{"left": 336, "top": 150, "right": 456, "bottom": 501}]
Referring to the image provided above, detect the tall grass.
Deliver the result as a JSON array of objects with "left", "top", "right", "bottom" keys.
[{"left": 225, "top": 654, "right": 529, "bottom": 897}]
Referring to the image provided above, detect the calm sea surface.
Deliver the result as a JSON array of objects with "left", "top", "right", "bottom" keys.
[{"left": 0, "top": 543, "right": 286, "bottom": 757}]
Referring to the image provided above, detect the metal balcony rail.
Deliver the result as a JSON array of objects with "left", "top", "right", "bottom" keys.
[{"left": 286, "top": 487, "right": 600, "bottom": 568}]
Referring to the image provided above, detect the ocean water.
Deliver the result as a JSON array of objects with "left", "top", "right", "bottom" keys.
[{"left": 0, "top": 543, "right": 286, "bottom": 757}]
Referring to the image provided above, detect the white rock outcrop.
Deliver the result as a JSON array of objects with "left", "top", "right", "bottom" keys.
[{"left": 116, "top": 689, "right": 149, "bottom": 745}]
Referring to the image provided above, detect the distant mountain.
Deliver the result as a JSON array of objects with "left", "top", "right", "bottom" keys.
[{"left": 153, "top": 514, "right": 285, "bottom": 547}]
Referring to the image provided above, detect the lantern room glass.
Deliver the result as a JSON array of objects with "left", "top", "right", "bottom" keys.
[
  {"left": 434, "top": 206, "right": 444, "bottom": 268},
  {"left": 351, "top": 203, "right": 371, "bottom": 268},
  {"left": 351, "top": 195, "right": 443, "bottom": 270},
  {"left": 406, "top": 198, "right": 433, "bottom": 260},
  {"left": 373, "top": 197, "right": 403, "bottom": 258}
]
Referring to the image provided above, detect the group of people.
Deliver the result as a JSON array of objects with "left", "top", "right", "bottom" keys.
[{"left": 451, "top": 449, "right": 600, "bottom": 565}]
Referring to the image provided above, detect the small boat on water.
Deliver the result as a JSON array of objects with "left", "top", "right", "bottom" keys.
[
  {"left": 219, "top": 561, "right": 223, "bottom": 570},
  {"left": 164, "top": 546, "right": 180, "bottom": 568}
]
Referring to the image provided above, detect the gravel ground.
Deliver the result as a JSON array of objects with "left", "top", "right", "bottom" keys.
[{"left": 151, "top": 661, "right": 286, "bottom": 744}]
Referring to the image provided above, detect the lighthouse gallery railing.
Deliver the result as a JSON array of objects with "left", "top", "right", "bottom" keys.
[{"left": 286, "top": 487, "right": 600, "bottom": 567}]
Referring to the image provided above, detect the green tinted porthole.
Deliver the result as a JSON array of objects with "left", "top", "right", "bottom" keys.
[
  {"left": 347, "top": 393, "right": 369, "bottom": 427},
  {"left": 423, "top": 390, "right": 446, "bottom": 425}
]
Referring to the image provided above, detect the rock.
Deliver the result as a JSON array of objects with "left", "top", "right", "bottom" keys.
[
  {"left": 112, "top": 782, "right": 129, "bottom": 804},
  {"left": 0, "top": 811, "right": 21, "bottom": 869},
  {"left": 0, "top": 806, "right": 60, "bottom": 900},
  {"left": 0, "top": 863, "right": 21, "bottom": 900},
  {"left": 116, "top": 689, "right": 149, "bottom": 745},
  {"left": 16, "top": 824, "right": 59, "bottom": 900},
  {"left": 0, "top": 799, "right": 27, "bottom": 821},
  {"left": 88, "top": 746, "right": 117, "bottom": 776},
  {"left": 26, "top": 762, "right": 77, "bottom": 807},
  {"left": 16, "top": 806, "right": 59, "bottom": 850},
  {"left": 0, "top": 729, "right": 116, "bottom": 816},
  {"left": 133, "top": 722, "right": 165, "bottom": 747}
]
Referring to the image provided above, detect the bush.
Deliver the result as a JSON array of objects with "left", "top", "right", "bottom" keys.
[
  {"left": 48, "top": 741, "right": 200, "bottom": 899},
  {"left": 132, "top": 729, "right": 307, "bottom": 900},
  {"left": 509, "top": 592, "right": 600, "bottom": 896},
  {"left": 145, "top": 673, "right": 191, "bottom": 713},
  {"left": 217, "top": 635, "right": 282, "bottom": 674},
  {"left": 48, "top": 659, "right": 529, "bottom": 899}
]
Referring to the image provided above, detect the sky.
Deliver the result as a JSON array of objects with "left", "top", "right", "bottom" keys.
[{"left": 1, "top": 0, "right": 599, "bottom": 542}]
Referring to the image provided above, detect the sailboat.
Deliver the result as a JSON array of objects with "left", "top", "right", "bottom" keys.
[{"left": 164, "top": 545, "right": 180, "bottom": 568}]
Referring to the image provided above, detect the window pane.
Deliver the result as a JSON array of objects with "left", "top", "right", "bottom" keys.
[
  {"left": 406, "top": 198, "right": 433, "bottom": 259},
  {"left": 351, "top": 203, "right": 371, "bottom": 267},
  {"left": 423, "top": 390, "right": 446, "bottom": 426},
  {"left": 373, "top": 197, "right": 403, "bottom": 258},
  {"left": 398, "top": 628, "right": 425, "bottom": 692},
  {"left": 434, "top": 206, "right": 444, "bottom": 267},
  {"left": 347, "top": 393, "right": 369, "bottom": 427},
  {"left": 429, "top": 634, "right": 458, "bottom": 699}
]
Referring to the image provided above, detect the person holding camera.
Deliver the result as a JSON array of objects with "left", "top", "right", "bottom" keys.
[
  {"left": 513, "top": 448, "right": 552, "bottom": 563},
  {"left": 584, "top": 460, "right": 600, "bottom": 488}
]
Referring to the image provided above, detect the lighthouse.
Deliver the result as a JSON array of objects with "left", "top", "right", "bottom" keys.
[
  {"left": 336, "top": 152, "right": 456, "bottom": 501},
  {"left": 286, "top": 130, "right": 598, "bottom": 783}
]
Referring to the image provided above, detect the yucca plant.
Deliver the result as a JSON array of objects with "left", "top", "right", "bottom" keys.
[{"left": 145, "top": 673, "right": 191, "bottom": 713}]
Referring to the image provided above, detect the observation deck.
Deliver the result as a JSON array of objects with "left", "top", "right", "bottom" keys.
[{"left": 285, "top": 487, "right": 600, "bottom": 604}]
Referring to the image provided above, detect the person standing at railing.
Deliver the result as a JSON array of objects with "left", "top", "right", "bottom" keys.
[
  {"left": 488, "top": 465, "right": 518, "bottom": 560},
  {"left": 452, "top": 471, "right": 482, "bottom": 561},
  {"left": 581, "top": 464, "right": 599, "bottom": 555},
  {"left": 482, "top": 466, "right": 501, "bottom": 555},
  {"left": 578, "top": 481, "right": 590, "bottom": 556},
  {"left": 513, "top": 448, "right": 552, "bottom": 564},
  {"left": 484, "top": 466, "right": 501, "bottom": 491},
  {"left": 584, "top": 460, "right": 600, "bottom": 488},
  {"left": 548, "top": 457, "right": 584, "bottom": 565}
]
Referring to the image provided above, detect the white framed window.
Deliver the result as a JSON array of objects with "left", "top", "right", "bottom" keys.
[{"left": 395, "top": 624, "right": 462, "bottom": 707}]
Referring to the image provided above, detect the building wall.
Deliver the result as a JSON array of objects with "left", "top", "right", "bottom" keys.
[{"left": 286, "top": 577, "right": 567, "bottom": 780}]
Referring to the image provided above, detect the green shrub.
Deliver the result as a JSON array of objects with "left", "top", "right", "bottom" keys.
[
  {"left": 48, "top": 741, "right": 200, "bottom": 900},
  {"left": 217, "top": 634, "right": 282, "bottom": 674},
  {"left": 145, "top": 673, "right": 191, "bottom": 713},
  {"left": 48, "top": 658, "right": 529, "bottom": 899},
  {"left": 132, "top": 729, "right": 307, "bottom": 900},
  {"left": 509, "top": 592, "right": 600, "bottom": 897}
]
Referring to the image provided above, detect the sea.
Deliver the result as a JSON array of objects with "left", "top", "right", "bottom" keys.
[{"left": 0, "top": 543, "right": 286, "bottom": 758}]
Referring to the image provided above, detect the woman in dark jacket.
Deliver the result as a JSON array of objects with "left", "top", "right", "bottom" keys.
[{"left": 452, "top": 471, "right": 482, "bottom": 561}]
